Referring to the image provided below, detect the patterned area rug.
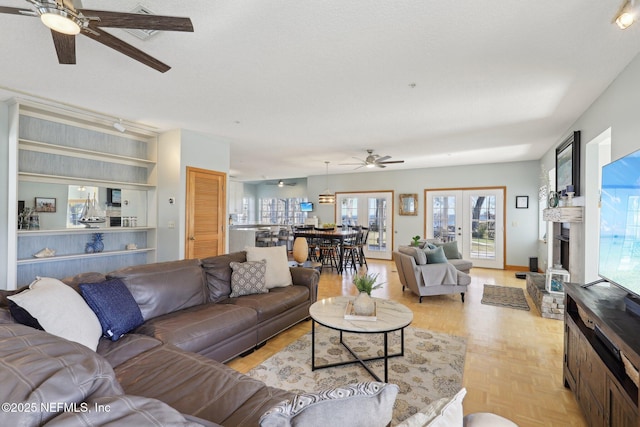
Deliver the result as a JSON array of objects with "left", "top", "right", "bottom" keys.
[
  {"left": 481, "top": 284, "right": 530, "bottom": 311},
  {"left": 246, "top": 326, "right": 466, "bottom": 424}
]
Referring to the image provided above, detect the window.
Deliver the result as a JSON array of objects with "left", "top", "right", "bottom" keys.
[{"left": 259, "top": 198, "right": 309, "bottom": 224}]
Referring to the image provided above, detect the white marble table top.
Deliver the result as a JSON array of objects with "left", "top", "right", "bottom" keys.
[{"left": 309, "top": 296, "right": 413, "bottom": 333}]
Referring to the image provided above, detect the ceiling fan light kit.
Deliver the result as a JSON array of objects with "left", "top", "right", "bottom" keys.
[{"left": 38, "top": 7, "right": 81, "bottom": 35}]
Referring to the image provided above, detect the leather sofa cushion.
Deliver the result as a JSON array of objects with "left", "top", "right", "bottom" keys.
[
  {"left": 201, "top": 251, "right": 247, "bottom": 302},
  {"left": 108, "top": 259, "right": 207, "bottom": 321},
  {"left": 61, "top": 271, "right": 108, "bottom": 293},
  {"left": 134, "top": 303, "right": 257, "bottom": 354},
  {"left": 227, "top": 285, "right": 310, "bottom": 322},
  {"left": 97, "top": 333, "right": 163, "bottom": 368},
  {"left": 45, "top": 395, "right": 205, "bottom": 427},
  {"left": 115, "top": 343, "right": 295, "bottom": 427},
  {"left": 0, "top": 324, "right": 123, "bottom": 426}
]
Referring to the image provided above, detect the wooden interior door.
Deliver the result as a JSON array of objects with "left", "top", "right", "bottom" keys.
[{"left": 185, "top": 167, "right": 226, "bottom": 259}]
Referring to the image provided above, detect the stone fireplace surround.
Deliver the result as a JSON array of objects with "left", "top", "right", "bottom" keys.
[{"left": 526, "top": 206, "right": 584, "bottom": 319}]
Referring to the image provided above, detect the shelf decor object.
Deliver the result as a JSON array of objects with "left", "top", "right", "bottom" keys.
[{"left": 35, "top": 197, "right": 56, "bottom": 212}]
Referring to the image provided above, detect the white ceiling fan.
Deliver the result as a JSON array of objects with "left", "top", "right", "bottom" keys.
[{"left": 340, "top": 149, "right": 405, "bottom": 169}]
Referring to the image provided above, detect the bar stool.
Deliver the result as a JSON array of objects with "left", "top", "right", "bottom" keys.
[{"left": 341, "top": 227, "right": 362, "bottom": 273}]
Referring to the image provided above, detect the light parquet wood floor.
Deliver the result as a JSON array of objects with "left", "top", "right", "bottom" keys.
[{"left": 226, "top": 260, "right": 587, "bottom": 427}]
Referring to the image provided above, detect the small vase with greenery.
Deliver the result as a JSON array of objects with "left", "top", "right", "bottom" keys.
[
  {"left": 353, "top": 272, "right": 383, "bottom": 295},
  {"left": 352, "top": 272, "right": 383, "bottom": 316},
  {"left": 411, "top": 235, "right": 421, "bottom": 246}
]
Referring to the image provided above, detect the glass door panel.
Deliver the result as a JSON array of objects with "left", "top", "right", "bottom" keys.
[
  {"left": 336, "top": 192, "right": 392, "bottom": 260},
  {"left": 470, "top": 195, "right": 496, "bottom": 260},
  {"left": 426, "top": 188, "right": 504, "bottom": 269},
  {"left": 367, "top": 197, "right": 388, "bottom": 257}
]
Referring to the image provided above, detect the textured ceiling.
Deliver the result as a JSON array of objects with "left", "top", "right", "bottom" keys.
[{"left": 1, "top": 0, "right": 639, "bottom": 181}]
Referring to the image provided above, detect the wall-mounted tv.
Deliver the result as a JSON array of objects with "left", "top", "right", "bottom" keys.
[
  {"left": 300, "top": 202, "right": 314, "bottom": 212},
  {"left": 597, "top": 148, "right": 640, "bottom": 303}
]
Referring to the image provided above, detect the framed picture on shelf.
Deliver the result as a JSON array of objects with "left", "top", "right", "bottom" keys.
[
  {"left": 35, "top": 197, "right": 56, "bottom": 213},
  {"left": 107, "top": 188, "right": 122, "bottom": 207},
  {"left": 515, "top": 196, "right": 529, "bottom": 209},
  {"left": 556, "top": 131, "right": 581, "bottom": 196}
]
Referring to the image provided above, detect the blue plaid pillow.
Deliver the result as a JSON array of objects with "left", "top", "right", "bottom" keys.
[{"left": 80, "top": 278, "right": 144, "bottom": 341}]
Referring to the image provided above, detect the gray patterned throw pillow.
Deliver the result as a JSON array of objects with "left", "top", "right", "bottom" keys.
[
  {"left": 259, "top": 382, "right": 398, "bottom": 427},
  {"left": 229, "top": 260, "right": 268, "bottom": 297}
]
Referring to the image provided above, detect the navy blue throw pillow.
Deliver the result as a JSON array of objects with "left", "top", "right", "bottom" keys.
[
  {"left": 8, "top": 300, "right": 44, "bottom": 330},
  {"left": 80, "top": 278, "right": 144, "bottom": 341}
]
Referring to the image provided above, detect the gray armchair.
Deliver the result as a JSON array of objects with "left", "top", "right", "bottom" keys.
[{"left": 393, "top": 246, "right": 471, "bottom": 303}]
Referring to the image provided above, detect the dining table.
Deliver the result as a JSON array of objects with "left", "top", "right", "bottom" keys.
[{"left": 293, "top": 228, "right": 359, "bottom": 273}]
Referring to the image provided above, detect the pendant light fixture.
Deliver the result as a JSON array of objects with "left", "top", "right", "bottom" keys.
[{"left": 318, "top": 161, "right": 335, "bottom": 204}]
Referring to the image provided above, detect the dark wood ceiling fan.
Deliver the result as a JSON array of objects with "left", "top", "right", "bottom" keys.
[{"left": 0, "top": 0, "right": 193, "bottom": 72}]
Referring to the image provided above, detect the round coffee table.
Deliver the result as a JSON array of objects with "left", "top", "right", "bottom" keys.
[{"left": 309, "top": 296, "right": 413, "bottom": 382}]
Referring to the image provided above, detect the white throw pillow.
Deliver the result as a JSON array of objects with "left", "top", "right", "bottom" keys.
[
  {"left": 245, "top": 245, "right": 293, "bottom": 289},
  {"left": 396, "top": 388, "right": 466, "bottom": 427},
  {"left": 7, "top": 277, "right": 102, "bottom": 351}
]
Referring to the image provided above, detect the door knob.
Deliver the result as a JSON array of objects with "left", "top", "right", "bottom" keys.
[{"left": 189, "top": 236, "right": 196, "bottom": 241}]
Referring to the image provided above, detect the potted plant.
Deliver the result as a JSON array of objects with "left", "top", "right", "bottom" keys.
[
  {"left": 352, "top": 272, "right": 383, "bottom": 316},
  {"left": 411, "top": 235, "right": 421, "bottom": 246}
]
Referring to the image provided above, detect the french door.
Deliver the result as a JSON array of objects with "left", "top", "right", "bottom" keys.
[
  {"left": 336, "top": 191, "right": 393, "bottom": 260},
  {"left": 425, "top": 188, "right": 504, "bottom": 269}
]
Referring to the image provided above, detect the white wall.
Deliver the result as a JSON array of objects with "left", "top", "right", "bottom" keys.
[
  {"left": 157, "top": 129, "right": 231, "bottom": 261},
  {"left": 304, "top": 160, "right": 540, "bottom": 269},
  {"left": 538, "top": 51, "right": 640, "bottom": 282},
  {"left": 0, "top": 103, "right": 8, "bottom": 285}
]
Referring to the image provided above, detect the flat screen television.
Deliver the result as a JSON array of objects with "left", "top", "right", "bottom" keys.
[
  {"left": 597, "top": 148, "right": 640, "bottom": 306},
  {"left": 300, "top": 202, "right": 314, "bottom": 212}
]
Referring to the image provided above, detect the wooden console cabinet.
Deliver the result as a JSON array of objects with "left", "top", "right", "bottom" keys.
[{"left": 564, "top": 282, "right": 640, "bottom": 426}]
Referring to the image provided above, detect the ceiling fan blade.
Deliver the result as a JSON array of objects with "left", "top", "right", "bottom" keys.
[
  {"left": 80, "top": 9, "right": 193, "bottom": 31},
  {"left": 0, "top": 6, "right": 35, "bottom": 15},
  {"left": 51, "top": 30, "right": 76, "bottom": 64},
  {"left": 81, "top": 28, "right": 170, "bottom": 72},
  {"left": 376, "top": 155, "right": 391, "bottom": 163},
  {"left": 378, "top": 160, "right": 405, "bottom": 164},
  {"left": 376, "top": 164, "right": 387, "bottom": 168}
]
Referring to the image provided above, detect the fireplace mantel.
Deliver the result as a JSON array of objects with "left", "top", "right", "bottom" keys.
[{"left": 543, "top": 206, "right": 583, "bottom": 223}]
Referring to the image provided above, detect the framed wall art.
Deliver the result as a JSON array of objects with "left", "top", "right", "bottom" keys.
[
  {"left": 35, "top": 197, "right": 56, "bottom": 213},
  {"left": 515, "top": 196, "right": 529, "bottom": 209},
  {"left": 399, "top": 193, "right": 418, "bottom": 216},
  {"left": 556, "top": 131, "right": 581, "bottom": 196}
]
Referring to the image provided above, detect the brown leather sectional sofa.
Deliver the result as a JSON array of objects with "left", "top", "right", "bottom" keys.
[
  {"left": 0, "top": 251, "right": 399, "bottom": 426},
  {"left": 66, "top": 251, "right": 320, "bottom": 363}
]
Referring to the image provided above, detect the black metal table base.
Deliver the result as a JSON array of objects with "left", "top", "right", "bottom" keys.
[{"left": 311, "top": 320, "right": 405, "bottom": 382}]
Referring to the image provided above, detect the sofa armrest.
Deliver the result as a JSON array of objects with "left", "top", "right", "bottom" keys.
[{"left": 289, "top": 267, "right": 320, "bottom": 303}]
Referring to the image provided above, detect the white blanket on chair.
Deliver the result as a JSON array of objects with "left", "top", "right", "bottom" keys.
[{"left": 419, "top": 263, "right": 458, "bottom": 287}]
